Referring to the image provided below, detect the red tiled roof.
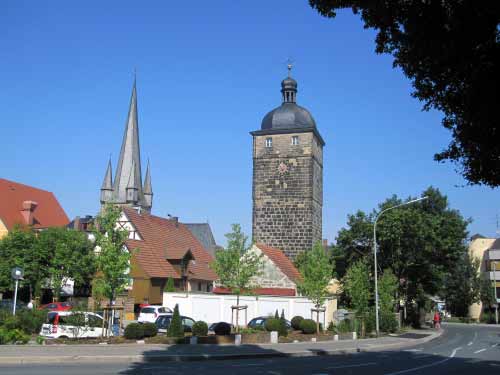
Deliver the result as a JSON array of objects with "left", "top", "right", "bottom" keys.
[
  {"left": 213, "top": 286, "right": 296, "bottom": 297},
  {"left": 0, "top": 178, "right": 69, "bottom": 230},
  {"left": 123, "top": 208, "right": 217, "bottom": 281},
  {"left": 256, "top": 243, "right": 302, "bottom": 283}
]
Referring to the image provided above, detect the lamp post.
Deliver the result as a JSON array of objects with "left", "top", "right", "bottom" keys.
[
  {"left": 11, "top": 267, "right": 24, "bottom": 315},
  {"left": 493, "top": 261, "right": 498, "bottom": 325},
  {"left": 373, "top": 196, "right": 428, "bottom": 337}
]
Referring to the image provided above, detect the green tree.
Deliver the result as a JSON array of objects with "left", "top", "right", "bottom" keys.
[
  {"left": 0, "top": 227, "right": 47, "bottom": 299},
  {"left": 479, "top": 277, "right": 497, "bottom": 322},
  {"left": 297, "top": 242, "right": 333, "bottom": 334},
  {"left": 37, "top": 227, "right": 95, "bottom": 301},
  {"left": 93, "top": 204, "right": 131, "bottom": 320},
  {"left": 210, "top": 224, "right": 263, "bottom": 332},
  {"left": 378, "top": 269, "right": 398, "bottom": 315},
  {"left": 309, "top": 1, "right": 500, "bottom": 187},
  {"left": 165, "top": 277, "right": 175, "bottom": 292},
  {"left": 167, "top": 304, "right": 184, "bottom": 337},
  {"left": 442, "top": 253, "right": 480, "bottom": 317},
  {"left": 343, "top": 260, "right": 371, "bottom": 337}
]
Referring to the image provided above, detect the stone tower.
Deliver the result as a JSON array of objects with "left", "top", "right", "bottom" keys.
[
  {"left": 100, "top": 78, "right": 153, "bottom": 213},
  {"left": 251, "top": 72, "right": 324, "bottom": 260}
]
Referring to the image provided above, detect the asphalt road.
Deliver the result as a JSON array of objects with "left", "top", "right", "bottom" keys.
[{"left": 2, "top": 324, "right": 499, "bottom": 375}]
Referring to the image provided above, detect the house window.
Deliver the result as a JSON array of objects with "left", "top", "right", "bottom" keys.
[
  {"left": 291, "top": 136, "right": 299, "bottom": 145},
  {"left": 198, "top": 282, "right": 202, "bottom": 291},
  {"left": 265, "top": 137, "right": 272, "bottom": 148}
]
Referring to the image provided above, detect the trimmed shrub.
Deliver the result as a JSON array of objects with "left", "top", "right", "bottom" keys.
[
  {"left": 299, "top": 319, "right": 316, "bottom": 334},
  {"left": 165, "top": 277, "right": 175, "bottom": 292},
  {"left": 264, "top": 318, "right": 280, "bottom": 332},
  {"left": 380, "top": 312, "right": 398, "bottom": 333},
  {"left": 274, "top": 310, "right": 279, "bottom": 319},
  {"left": 124, "top": 323, "right": 144, "bottom": 340},
  {"left": 192, "top": 321, "right": 208, "bottom": 337},
  {"left": 291, "top": 316, "right": 304, "bottom": 330},
  {"left": 278, "top": 317, "right": 288, "bottom": 337},
  {"left": 142, "top": 322, "right": 158, "bottom": 337},
  {"left": 0, "top": 327, "right": 30, "bottom": 344},
  {"left": 327, "top": 321, "right": 336, "bottom": 333},
  {"left": 167, "top": 304, "right": 184, "bottom": 337},
  {"left": 213, "top": 322, "right": 231, "bottom": 336}
]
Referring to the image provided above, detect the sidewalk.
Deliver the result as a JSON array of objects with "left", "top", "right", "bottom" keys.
[{"left": 0, "top": 329, "right": 442, "bottom": 364}]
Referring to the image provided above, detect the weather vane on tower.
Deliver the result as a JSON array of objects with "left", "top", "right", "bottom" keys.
[{"left": 286, "top": 58, "right": 294, "bottom": 77}]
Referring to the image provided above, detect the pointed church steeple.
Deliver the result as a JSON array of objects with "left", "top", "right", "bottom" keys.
[
  {"left": 100, "top": 158, "right": 114, "bottom": 204},
  {"left": 100, "top": 77, "right": 153, "bottom": 213},
  {"left": 113, "top": 78, "right": 143, "bottom": 203},
  {"left": 143, "top": 159, "right": 153, "bottom": 208}
]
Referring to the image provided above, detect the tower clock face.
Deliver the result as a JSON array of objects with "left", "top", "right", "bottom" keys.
[{"left": 278, "top": 162, "right": 288, "bottom": 175}]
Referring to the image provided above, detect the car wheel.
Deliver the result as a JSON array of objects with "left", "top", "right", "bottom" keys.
[{"left": 59, "top": 336, "right": 69, "bottom": 339}]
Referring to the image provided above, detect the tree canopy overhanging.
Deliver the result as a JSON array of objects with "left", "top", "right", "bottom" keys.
[{"left": 309, "top": 0, "right": 500, "bottom": 187}]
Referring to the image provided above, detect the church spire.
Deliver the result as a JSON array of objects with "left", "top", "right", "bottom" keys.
[
  {"left": 143, "top": 159, "right": 153, "bottom": 208},
  {"left": 113, "top": 78, "right": 143, "bottom": 204},
  {"left": 100, "top": 158, "right": 114, "bottom": 204}
]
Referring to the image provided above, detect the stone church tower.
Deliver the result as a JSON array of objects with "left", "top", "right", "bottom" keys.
[
  {"left": 251, "top": 71, "right": 324, "bottom": 260},
  {"left": 100, "top": 78, "right": 153, "bottom": 213}
]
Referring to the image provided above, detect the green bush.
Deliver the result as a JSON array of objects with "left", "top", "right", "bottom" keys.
[
  {"left": 0, "top": 327, "right": 30, "bottom": 345},
  {"left": 142, "top": 322, "right": 158, "bottom": 337},
  {"left": 124, "top": 323, "right": 144, "bottom": 340},
  {"left": 380, "top": 312, "right": 398, "bottom": 333},
  {"left": 167, "top": 304, "right": 184, "bottom": 337},
  {"left": 299, "top": 319, "right": 316, "bottom": 334},
  {"left": 291, "top": 316, "right": 304, "bottom": 330},
  {"left": 0, "top": 309, "right": 46, "bottom": 335},
  {"left": 264, "top": 318, "right": 280, "bottom": 332},
  {"left": 337, "top": 318, "right": 355, "bottom": 333},
  {"left": 192, "top": 321, "right": 208, "bottom": 337},
  {"left": 327, "top": 321, "right": 336, "bottom": 333}
]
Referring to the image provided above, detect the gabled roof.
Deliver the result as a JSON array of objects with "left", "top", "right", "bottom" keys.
[
  {"left": 0, "top": 178, "right": 69, "bottom": 230},
  {"left": 123, "top": 208, "right": 217, "bottom": 281},
  {"left": 256, "top": 243, "right": 302, "bottom": 283},
  {"left": 184, "top": 223, "right": 217, "bottom": 257}
]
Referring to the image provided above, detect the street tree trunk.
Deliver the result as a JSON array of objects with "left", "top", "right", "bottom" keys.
[
  {"left": 316, "top": 309, "right": 320, "bottom": 334},
  {"left": 236, "top": 294, "right": 240, "bottom": 333}
]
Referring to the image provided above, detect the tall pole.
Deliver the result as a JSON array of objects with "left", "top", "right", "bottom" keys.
[
  {"left": 12, "top": 279, "right": 19, "bottom": 316},
  {"left": 373, "top": 196, "right": 428, "bottom": 337},
  {"left": 494, "top": 261, "right": 498, "bottom": 325}
]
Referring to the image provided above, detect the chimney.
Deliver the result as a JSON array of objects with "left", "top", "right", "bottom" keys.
[
  {"left": 172, "top": 216, "right": 179, "bottom": 227},
  {"left": 20, "top": 201, "right": 38, "bottom": 226}
]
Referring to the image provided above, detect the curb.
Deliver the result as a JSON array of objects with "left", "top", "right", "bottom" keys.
[{"left": 0, "top": 330, "right": 444, "bottom": 365}]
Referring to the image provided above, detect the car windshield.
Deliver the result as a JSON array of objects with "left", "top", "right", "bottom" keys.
[
  {"left": 157, "top": 316, "right": 171, "bottom": 328},
  {"left": 47, "top": 312, "right": 58, "bottom": 324},
  {"left": 141, "top": 308, "right": 155, "bottom": 314}
]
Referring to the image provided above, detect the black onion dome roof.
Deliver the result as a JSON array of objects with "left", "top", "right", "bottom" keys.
[{"left": 261, "top": 103, "right": 316, "bottom": 130}]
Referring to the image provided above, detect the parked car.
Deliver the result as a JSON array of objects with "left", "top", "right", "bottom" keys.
[
  {"left": 208, "top": 322, "right": 233, "bottom": 335},
  {"left": 138, "top": 305, "right": 172, "bottom": 323},
  {"left": 38, "top": 302, "right": 73, "bottom": 311},
  {"left": 247, "top": 316, "right": 292, "bottom": 330},
  {"left": 155, "top": 314, "right": 195, "bottom": 334},
  {"left": 39, "top": 311, "right": 108, "bottom": 339}
]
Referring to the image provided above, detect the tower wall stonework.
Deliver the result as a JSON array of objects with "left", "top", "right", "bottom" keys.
[{"left": 252, "top": 131, "right": 323, "bottom": 259}]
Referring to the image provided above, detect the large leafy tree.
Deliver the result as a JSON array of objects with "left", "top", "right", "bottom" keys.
[
  {"left": 210, "top": 224, "right": 263, "bottom": 332},
  {"left": 297, "top": 242, "right": 333, "bottom": 333},
  {"left": 309, "top": 1, "right": 500, "bottom": 187},
  {"left": 93, "top": 204, "right": 131, "bottom": 309},
  {"left": 335, "top": 187, "right": 469, "bottom": 317},
  {"left": 0, "top": 227, "right": 43, "bottom": 299},
  {"left": 37, "top": 227, "right": 95, "bottom": 301}
]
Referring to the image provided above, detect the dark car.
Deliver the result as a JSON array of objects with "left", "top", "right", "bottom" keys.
[
  {"left": 208, "top": 322, "right": 233, "bottom": 335},
  {"left": 155, "top": 314, "right": 196, "bottom": 334},
  {"left": 247, "top": 316, "right": 292, "bottom": 330}
]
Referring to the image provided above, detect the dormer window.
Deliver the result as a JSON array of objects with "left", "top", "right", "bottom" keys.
[{"left": 265, "top": 137, "right": 273, "bottom": 148}]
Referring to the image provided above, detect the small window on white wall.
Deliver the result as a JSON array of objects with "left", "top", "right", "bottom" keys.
[
  {"left": 291, "top": 136, "right": 299, "bottom": 145},
  {"left": 265, "top": 137, "right": 273, "bottom": 148}
]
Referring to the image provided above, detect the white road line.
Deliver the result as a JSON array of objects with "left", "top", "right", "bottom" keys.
[
  {"left": 404, "top": 349, "right": 423, "bottom": 352},
  {"left": 492, "top": 343, "right": 499, "bottom": 348},
  {"left": 474, "top": 348, "right": 487, "bottom": 354},
  {"left": 383, "top": 347, "right": 461, "bottom": 375},
  {"left": 326, "top": 362, "right": 377, "bottom": 370},
  {"left": 467, "top": 342, "right": 473, "bottom": 346}
]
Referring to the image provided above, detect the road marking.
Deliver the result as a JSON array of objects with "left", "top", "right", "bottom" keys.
[
  {"left": 468, "top": 331, "right": 478, "bottom": 346},
  {"left": 403, "top": 349, "right": 422, "bottom": 352},
  {"left": 474, "top": 348, "right": 487, "bottom": 354},
  {"left": 326, "top": 362, "right": 377, "bottom": 370},
  {"left": 492, "top": 343, "right": 498, "bottom": 348},
  {"left": 383, "top": 347, "right": 461, "bottom": 375}
]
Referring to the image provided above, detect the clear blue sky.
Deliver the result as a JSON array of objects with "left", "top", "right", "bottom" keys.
[{"left": 2, "top": 1, "right": 499, "bottom": 245}]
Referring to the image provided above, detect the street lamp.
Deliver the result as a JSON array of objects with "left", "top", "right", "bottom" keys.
[
  {"left": 11, "top": 266, "right": 24, "bottom": 315},
  {"left": 373, "top": 196, "right": 428, "bottom": 337}
]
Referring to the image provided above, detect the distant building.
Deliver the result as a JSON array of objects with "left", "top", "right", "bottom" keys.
[
  {"left": 99, "top": 78, "right": 153, "bottom": 213},
  {"left": 251, "top": 69, "right": 324, "bottom": 260},
  {"left": 0, "top": 178, "right": 69, "bottom": 238},
  {"left": 184, "top": 223, "right": 218, "bottom": 258},
  {"left": 213, "top": 243, "right": 302, "bottom": 296},
  {"left": 468, "top": 235, "right": 500, "bottom": 320}
]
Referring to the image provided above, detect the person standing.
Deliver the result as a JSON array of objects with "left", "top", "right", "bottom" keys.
[{"left": 433, "top": 310, "right": 441, "bottom": 329}]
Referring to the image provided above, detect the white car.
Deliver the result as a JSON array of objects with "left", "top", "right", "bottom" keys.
[
  {"left": 40, "top": 311, "right": 109, "bottom": 339},
  {"left": 138, "top": 305, "right": 172, "bottom": 323}
]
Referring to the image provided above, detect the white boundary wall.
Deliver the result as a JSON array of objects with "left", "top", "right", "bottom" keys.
[{"left": 163, "top": 292, "right": 337, "bottom": 326}]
